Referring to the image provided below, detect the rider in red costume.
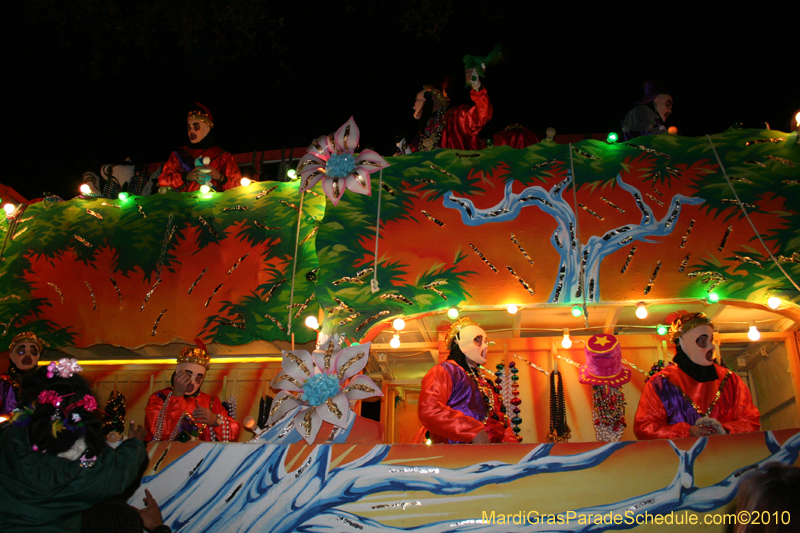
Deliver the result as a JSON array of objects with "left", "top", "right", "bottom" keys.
[
  {"left": 158, "top": 103, "right": 242, "bottom": 192},
  {"left": 411, "top": 69, "right": 493, "bottom": 152},
  {"left": 634, "top": 311, "right": 760, "bottom": 440},
  {"left": 145, "top": 344, "right": 240, "bottom": 442}
]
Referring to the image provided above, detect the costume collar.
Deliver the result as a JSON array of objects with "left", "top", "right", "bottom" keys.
[{"left": 673, "top": 348, "right": 718, "bottom": 383}]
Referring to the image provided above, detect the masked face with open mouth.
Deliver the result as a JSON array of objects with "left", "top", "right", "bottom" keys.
[
  {"left": 679, "top": 325, "right": 715, "bottom": 366},
  {"left": 10, "top": 342, "right": 40, "bottom": 371},
  {"left": 456, "top": 324, "right": 489, "bottom": 366}
]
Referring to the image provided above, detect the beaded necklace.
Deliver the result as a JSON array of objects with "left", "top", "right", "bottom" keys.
[
  {"left": 418, "top": 107, "right": 448, "bottom": 151},
  {"left": 662, "top": 370, "right": 731, "bottom": 418},
  {"left": 466, "top": 365, "right": 495, "bottom": 423}
]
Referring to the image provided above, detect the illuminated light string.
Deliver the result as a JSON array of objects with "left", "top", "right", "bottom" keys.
[{"left": 707, "top": 134, "right": 800, "bottom": 293}]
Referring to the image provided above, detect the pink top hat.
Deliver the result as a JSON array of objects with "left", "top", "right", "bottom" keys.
[{"left": 579, "top": 334, "right": 631, "bottom": 386}]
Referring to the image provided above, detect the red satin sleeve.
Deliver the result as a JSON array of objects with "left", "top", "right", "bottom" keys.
[
  {"left": 718, "top": 373, "right": 760, "bottom": 435},
  {"left": 441, "top": 88, "right": 493, "bottom": 150},
  {"left": 158, "top": 152, "right": 189, "bottom": 190},
  {"left": 633, "top": 381, "right": 692, "bottom": 440},
  {"left": 216, "top": 152, "right": 242, "bottom": 191},
  {"left": 210, "top": 398, "right": 241, "bottom": 442},
  {"left": 419, "top": 364, "right": 484, "bottom": 443}
]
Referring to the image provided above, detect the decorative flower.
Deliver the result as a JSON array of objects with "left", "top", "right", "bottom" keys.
[
  {"left": 38, "top": 390, "right": 63, "bottom": 407},
  {"left": 75, "top": 395, "right": 97, "bottom": 412},
  {"left": 266, "top": 336, "right": 382, "bottom": 444},
  {"left": 47, "top": 358, "right": 83, "bottom": 379},
  {"left": 71, "top": 413, "right": 82, "bottom": 422},
  {"left": 296, "top": 117, "right": 389, "bottom": 206}
]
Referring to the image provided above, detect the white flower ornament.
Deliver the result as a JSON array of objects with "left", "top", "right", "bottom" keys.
[
  {"left": 267, "top": 340, "right": 382, "bottom": 444},
  {"left": 296, "top": 117, "right": 389, "bottom": 206}
]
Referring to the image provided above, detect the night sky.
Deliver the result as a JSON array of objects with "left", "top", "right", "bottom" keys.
[{"left": 3, "top": 1, "right": 796, "bottom": 202}]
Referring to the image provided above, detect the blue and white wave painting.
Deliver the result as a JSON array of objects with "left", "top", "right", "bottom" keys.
[{"left": 130, "top": 431, "right": 800, "bottom": 532}]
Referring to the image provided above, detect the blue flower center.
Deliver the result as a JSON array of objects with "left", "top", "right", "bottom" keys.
[
  {"left": 326, "top": 153, "right": 356, "bottom": 178},
  {"left": 301, "top": 373, "right": 341, "bottom": 406}
]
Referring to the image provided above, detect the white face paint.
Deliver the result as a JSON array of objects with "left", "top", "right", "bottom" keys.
[
  {"left": 654, "top": 93, "right": 673, "bottom": 122},
  {"left": 187, "top": 118, "right": 211, "bottom": 144},
  {"left": 10, "top": 342, "right": 40, "bottom": 371},
  {"left": 456, "top": 324, "right": 488, "bottom": 366},
  {"left": 177, "top": 362, "right": 206, "bottom": 395},
  {"left": 678, "top": 325, "right": 715, "bottom": 366}
]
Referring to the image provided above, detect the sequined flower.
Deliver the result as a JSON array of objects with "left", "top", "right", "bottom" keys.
[
  {"left": 75, "top": 394, "right": 97, "bottom": 412},
  {"left": 38, "top": 390, "right": 63, "bottom": 407},
  {"left": 47, "top": 358, "right": 83, "bottom": 379},
  {"left": 267, "top": 337, "right": 382, "bottom": 444},
  {"left": 296, "top": 117, "right": 389, "bottom": 206}
]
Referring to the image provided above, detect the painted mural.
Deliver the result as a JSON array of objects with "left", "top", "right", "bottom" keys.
[
  {"left": 132, "top": 428, "right": 800, "bottom": 532},
  {"left": 1, "top": 129, "right": 798, "bottom": 350}
]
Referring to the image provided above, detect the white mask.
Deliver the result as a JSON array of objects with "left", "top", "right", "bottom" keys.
[
  {"left": 456, "top": 324, "right": 488, "bottom": 366},
  {"left": 678, "top": 325, "right": 715, "bottom": 367},
  {"left": 187, "top": 119, "right": 211, "bottom": 144}
]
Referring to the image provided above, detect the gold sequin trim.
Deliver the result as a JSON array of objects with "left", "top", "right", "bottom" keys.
[
  {"left": 337, "top": 351, "right": 365, "bottom": 380},
  {"left": 269, "top": 394, "right": 294, "bottom": 417},
  {"left": 326, "top": 398, "right": 343, "bottom": 419},
  {"left": 287, "top": 353, "right": 311, "bottom": 377},
  {"left": 341, "top": 383, "right": 376, "bottom": 395}
]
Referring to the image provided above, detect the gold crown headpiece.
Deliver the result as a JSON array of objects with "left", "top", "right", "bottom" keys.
[
  {"left": 187, "top": 102, "right": 214, "bottom": 129},
  {"left": 669, "top": 312, "right": 712, "bottom": 343},
  {"left": 422, "top": 84, "right": 450, "bottom": 107},
  {"left": 9, "top": 331, "right": 45, "bottom": 352},
  {"left": 177, "top": 346, "right": 211, "bottom": 369},
  {"left": 444, "top": 317, "right": 480, "bottom": 350}
]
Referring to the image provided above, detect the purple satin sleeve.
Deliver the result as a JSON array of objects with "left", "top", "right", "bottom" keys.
[
  {"left": 1, "top": 381, "right": 18, "bottom": 414},
  {"left": 435, "top": 363, "right": 488, "bottom": 443},
  {"left": 652, "top": 376, "right": 700, "bottom": 426}
]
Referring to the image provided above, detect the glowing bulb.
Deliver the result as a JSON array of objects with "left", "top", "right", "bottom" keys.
[
  {"left": 561, "top": 328, "right": 572, "bottom": 349},
  {"left": 707, "top": 292, "right": 720, "bottom": 304},
  {"left": 390, "top": 334, "right": 401, "bottom": 349},
  {"left": 447, "top": 308, "right": 459, "bottom": 320},
  {"left": 747, "top": 322, "right": 761, "bottom": 341},
  {"left": 243, "top": 416, "right": 256, "bottom": 429},
  {"left": 607, "top": 132, "right": 618, "bottom": 143},
  {"left": 507, "top": 304, "right": 518, "bottom": 314},
  {"left": 304, "top": 316, "right": 319, "bottom": 329},
  {"left": 79, "top": 184, "right": 92, "bottom": 195},
  {"left": 425, "top": 438, "right": 432, "bottom": 445},
  {"left": 392, "top": 318, "right": 406, "bottom": 331},
  {"left": 117, "top": 191, "right": 129, "bottom": 201},
  {"left": 657, "top": 324, "right": 668, "bottom": 336},
  {"left": 287, "top": 169, "right": 297, "bottom": 179},
  {"left": 635, "top": 303, "right": 648, "bottom": 320},
  {"left": 767, "top": 296, "right": 781, "bottom": 310},
  {"left": 668, "top": 126, "right": 678, "bottom": 135},
  {"left": 240, "top": 178, "right": 252, "bottom": 187},
  {"left": 3, "top": 203, "right": 15, "bottom": 214},
  {"left": 571, "top": 305, "right": 583, "bottom": 318},
  {"left": 795, "top": 111, "right": 800, "bottom": 127},
  {"left": 199, "top": 185, "right": 211, "bottom": 194}
]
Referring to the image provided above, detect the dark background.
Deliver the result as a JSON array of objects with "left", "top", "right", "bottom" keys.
[{"left": 2, "top": 1, "right": 797, "bottom": 201}]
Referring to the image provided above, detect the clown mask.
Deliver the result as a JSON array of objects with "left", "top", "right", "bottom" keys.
[
  {"left": 456, "top": 324, "right": 488, "bottom": 366},
  {"left": 678, "top": 325, "right": 715, "bottom": 366},
  {"left": 654, "top": 93, "right": 673, "bottom": 122},
  {"left": 10, "top": 341, "right": 40, "bottom": 371},
  {"left": 187, "top": 118, "right": 211, "bottom": 144}
]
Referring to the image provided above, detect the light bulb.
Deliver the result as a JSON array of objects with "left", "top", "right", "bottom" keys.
[
  {"left": 571, "top": 305, "right": 583, "bottom": 318},
  {"left": 561, "top": 328, "right": 572, "bottom": 349},
  {"left": 287, "top": 169, "right": 297, "bottom": 179},
  {"left": 668, "top": 126, "right": 678, "bottom": 135},
  {"left": 390, "top": 334, "right": 401, "bottom": 349},
  {"left": 425, "top": 438, "right": 432, "bottom": 445},
  {"left": 243, "top": 416, "right": 255, "bottom": 429},
  {"left": 507, "top": 304, "right": 518, "bottom": 314},
  {"left": 657, "top": 324, "right": 668, "bottom": 336},
  {"left": 545, "top": 127, "right": 556, "bottom": 140},
  {"left": 447, "top": 308, "right": 459, "bottom": 319},
  {"left": 240, "top": 178, "right": 252, "bottom": 187},
  {"left": 3, "top": 203, "right": 15, "bottom": 214},
  {"left": 392, "top": 318, "right": 406, "bottom": 331},
  {"left": 607, "top": 132, "right": 618, "bottom": 143},
  {"left": 117, "top": 192, "right": 129, "bottom": 201},
  {"left": 747, "top": 322, "right": 760, "bottom": 341},
  {"left": 199, "top": 185, "right": 211, "bottom": 194},
  {"left": 767, "top": 297, "right": 781, "bottom": 310},
  {"left": 707, "top": 292, "right": 720, "bottom": 304},
  {"left": 304, "top": 316, "right": 319, "bottom": 329},
  {"left": 79, "top": 184, "right": 92, "bottom": 195},
  {"left": 635, "top": 303, "right": 648, "bottom": 319},
  {"left": 795, "top": 110, "right": 800, "bottom": 128}
]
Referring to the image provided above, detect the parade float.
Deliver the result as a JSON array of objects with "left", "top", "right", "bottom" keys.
[{"left": 2, "top": 122, "right": 800, "bottom": 531}]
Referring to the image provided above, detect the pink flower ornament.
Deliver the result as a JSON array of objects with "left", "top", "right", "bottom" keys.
[
  {"left": 38, "top": 390, "right": 63, "bottom": 407},
  {"left": 47, "top": 358, "right": 83, "bottom": 379},
  {"left": 296, "top": 117, "right": 389, "bottom": 206}
]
